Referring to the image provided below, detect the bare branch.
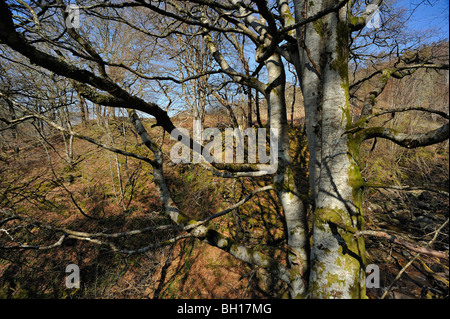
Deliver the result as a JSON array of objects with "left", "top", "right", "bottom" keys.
[
  {"left": 0, "top": 93, "right": 158, "bottom": 166},
  {"left": 354, "top": 229, "right": 448, "bottom": 259},
  {"left": 199, "top": 163, "right": 274, "bottom": 177},
  {"left": 0, "top": 114, "right": 35, "bottom": 131},
  {"left": 0, "top": 208, "right": 184, "bottom": 253},
  {"left": 0, "top": 235, "right": 66, "bottom": 250},
  {"left": 358, "top": 63, "right": 449, "bottom": 118},
  {"left": 366, "top": 106, "right": 449, "bottom": 121},
  {"left": 349, "top": 0, "right": 384, "bottom": 32},
  {"left": 67, "top": 233, "right": 192, "bottom": 255},
  {"left": 380, "top": 219, "right": 449, "bottom": 299},
  {"left": 364, "top": 183, "right": 449, "bottom": 196},
  {"left": 55, "top": 0, "right": 108, "bottom": 78},
  {"left": 200, "top": 21, "right": 267, "bottom": 94},
  {"left": 0, "top": 3, "right": 176, "bottom": 133},
  {"left": 351, "top": 63, "right": 449, "bottom": 92},
  {"left": 360, "top": 123, "right": 449, "bottom": 149}
]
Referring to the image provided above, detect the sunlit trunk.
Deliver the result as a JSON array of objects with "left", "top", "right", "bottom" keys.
[
  {"left": 294, "top": 0, "right": 367, "bottom": 298},
  {"left": 265, "top": 53, "right": 309, "bottom": 298}
]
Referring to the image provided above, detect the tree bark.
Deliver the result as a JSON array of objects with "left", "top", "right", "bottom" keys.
[
  {"left": 265, "top": 52, "right": 309, "bottom": 298},
  {"left": 294, "top": 0, "right": 367, "bottom": 298}
]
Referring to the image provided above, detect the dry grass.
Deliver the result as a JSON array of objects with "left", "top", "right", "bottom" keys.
[{"left": 0, "top": 96, "right": 448, "bottom": 299}]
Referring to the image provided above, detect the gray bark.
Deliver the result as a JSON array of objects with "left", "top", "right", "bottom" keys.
[
  {"left": 293, "top": 0, "right": 323, "bottom": 204},
  {"left": 293, "top": 0, "right": 367, "bottom": 298},
  {"left": 265, "top": 53, "right": 309, "bottom": 296}
]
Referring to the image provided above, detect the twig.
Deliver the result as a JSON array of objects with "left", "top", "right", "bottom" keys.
[
  {"left": 364, "top": 183, "right": 449, "bottom": 196},
  {"left": 355, "top": 229, "right": 448, "bottom": 259},
  {"left": 241, "top": 268, "right": 258, "bottom": 299},
  {"left": 184, "top": 185, "right": 274, "bottom": 230},
  {"left": 380, "top": 218, "right": 449, "bottom": 299},
  {"left": 1, "top": 234, "right": 66, "bottom": 250},
  {"left": 41, "top": 141, "right": 99, "bottom": 220},
  {"left": 0, "top": 94, "right": 158, "bottom": 166}
]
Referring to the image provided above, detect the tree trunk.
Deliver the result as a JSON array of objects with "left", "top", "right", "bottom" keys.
[
  {"left": 79, "top": 95, "right": 87, "bottom": 127},
  {"left": 265, "top": 52, "right": 309, "bottom": 298},
  {"left": 192, "top": 98, "right": 205, "bottom": 163},
  {"left": 294, "top": 0, "right": 367, "bottom": 298},
  {"left": 255, "top": 88, "right": 263, "bottom": 127},
  {"left": 247, "top": 85, "right": 252, "bottom": 128}
]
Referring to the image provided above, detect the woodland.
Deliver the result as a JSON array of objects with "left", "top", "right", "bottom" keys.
[{"left": 0, "top": 0, "right": 448, "bottom": 299}]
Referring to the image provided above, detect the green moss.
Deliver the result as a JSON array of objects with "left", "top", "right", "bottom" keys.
[
  {"left": 330, "top": 19, "right": 350, "bottom": 80},
  {"left": 326, "top": 273, "right": 346, "bottom": 286},
  {"left": 380, "top": 69, "right": 394, "bottom": 84},
  {"left": 313, "top": 18, "right": 325, "bottom": 37},
  {"left": 204, "top": 34, "right": 213, "bottom": 43},
  {"left": 315, "top": 207, "right": 345, "bottom": 228},
  {"left": 174, "top": 212, "right": 189, "bottom": 225},
  {"left": 347, "top": 157, "right": 364, "bottom": 190},
  {"left": 346, "top": 126, "right": 367, "bottom": 244},
  {"left": 280, "top": 5, "right": 296, "bottom": 36},
  {"left": 340, "top": 101, "right": 352, "bottom": 129},
  {"left": 349, "top": 15, "right": 363, "bottom": 26},
  {"left": 273, "top": 165, "right": 296, "bottom": 197}
]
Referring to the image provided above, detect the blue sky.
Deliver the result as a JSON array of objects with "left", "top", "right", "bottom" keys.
[{"left": 397, "top": 0, "right": 449, "bottom": 41}]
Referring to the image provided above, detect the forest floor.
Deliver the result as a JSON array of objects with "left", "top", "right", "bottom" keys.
[{"left": 0, "top": 113, "right": 448, "bottom": 299}]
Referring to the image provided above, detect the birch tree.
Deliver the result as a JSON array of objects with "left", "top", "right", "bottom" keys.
[{"left": 0, "top": 0, "right": 448, "bottom": 299}]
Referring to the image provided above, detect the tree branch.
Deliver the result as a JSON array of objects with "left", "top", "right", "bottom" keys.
[
  {"left": 55, "top": 0, "right": 108, "bottom": 78},
  {"left": 358, "top": 63, "right": 449, "bottom": 119},
  {"left": 365, "top": 106, "right": 449, "bottom": 122},
  {"left": 0, "top": 93, "right": 158, "bottom": 166},
  {"left": 280, "top": 0, "right": 348, "bottom": 34},
  {"left": 380, "top": 219, "right": 449, "bottom": 299},
  {"left": 200, "top": 20, "right": 267, "bottom": 94},
  {"left": 360, "top": 123, "right": 449, "bottom": 149},
  {"left": 199, "top": 163, "right": 274, "bottom": 178},
  {"left": 0, "top": 2, "right": 176, "bottom": 133},
  {"left": 354, "top": 229, "right": 448, "bottom": 259},
  {"left": 349, "top": 0, "right": 384, "bottom": 32},
  {"left": 364, "top": 183, "right": 449, "bottom": 196}
]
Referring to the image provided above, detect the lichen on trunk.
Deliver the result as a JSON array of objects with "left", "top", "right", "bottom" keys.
[{"left": 293, "top": 0, "right": 368, "bottom": 298}]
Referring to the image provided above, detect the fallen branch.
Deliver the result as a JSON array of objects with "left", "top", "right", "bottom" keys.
[
  {"left": 354, "top": 229, "right": 448, "bottom": 259},
  {"left": 380, "top": 219, "right": 449, "bottom": 299},
  {"left": 199, "top": 163, "right": 274, "bottom": 178},
  {"left": 364, "top": 183, "right": 449, "bottom": 196},
  {"left": 0, "top": 234, "right": 67, "bottom": 251}
]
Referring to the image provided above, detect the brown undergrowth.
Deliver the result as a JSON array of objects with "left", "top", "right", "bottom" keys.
[{"left": 0, "top": 110, "right": 448, "bottom": 299}]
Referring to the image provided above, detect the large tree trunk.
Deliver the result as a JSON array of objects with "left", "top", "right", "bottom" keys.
[{"left": 294, "top": 0, "right": 367, "bottom": 298}]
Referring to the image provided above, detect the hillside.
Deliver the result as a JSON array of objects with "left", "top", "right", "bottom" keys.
[{"left": 0, "top": 99, "right": 448, "bottom": 299}]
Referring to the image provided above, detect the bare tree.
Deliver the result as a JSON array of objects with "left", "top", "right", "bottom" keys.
[{"left": 0, "top": 0, "right": 448, "bottom": 299}]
